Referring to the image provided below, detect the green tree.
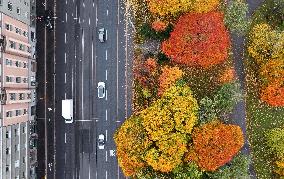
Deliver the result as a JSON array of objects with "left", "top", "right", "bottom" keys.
[
  {"left": 266, "top": 127, "right": 284, "bottom": 159},
  {"left": 172, "top": 162, "right": 203, "bottom": 179},
  {"left": 207, "top": 153, "right": 250, "bottom": 179},
  {"left": 224, "top": 0, "right": 250, "bottom": 35}
]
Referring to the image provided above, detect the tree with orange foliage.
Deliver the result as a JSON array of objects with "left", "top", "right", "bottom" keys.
[
  {"left": 158, "top": 66, "right": 183, "bottom": 96},
  {"left": 162, "top": 12, "right": 230, "bottom": 68},
  {"left": 259, "top": 59, "right": 284, "bottom": 85},
  {"left": 190, "top": 121, "right": 244, "bottom": 171},
  {"left": 260, "top": 82, "right": 284, "bottom": 106},
  {"left": 218, "top": 67, "right": 236, "bottom": 84}
]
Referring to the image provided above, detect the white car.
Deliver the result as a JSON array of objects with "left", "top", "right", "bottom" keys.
[
  {"left": 98, "top": 134, "right": 105, "bottom": 150},
  {"left": 97, "top": 82, "right": 105, "bottom": 98},
  {"left": 98, "top": 28, "right": 106, "bottom": 42}
]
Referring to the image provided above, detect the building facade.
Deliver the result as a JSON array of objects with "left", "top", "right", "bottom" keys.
[{"left": 0, "top": 0, "right": 37, "bottom": 178}]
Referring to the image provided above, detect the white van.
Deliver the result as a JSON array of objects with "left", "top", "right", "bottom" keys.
[{"left": 62, "top": 99, "right": 73, "bottom": 123}]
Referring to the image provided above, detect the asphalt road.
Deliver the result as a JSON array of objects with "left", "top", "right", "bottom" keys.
[{"left": 36, "top": 0, "right": 133, "bottom": 178}]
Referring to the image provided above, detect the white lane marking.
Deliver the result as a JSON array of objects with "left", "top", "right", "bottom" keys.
[
  {"left": 65, "top": 12, "right": 67, "bottom": 22},
  {"left": 81, "top": 30, "right": 84, "bottom": 120},
  {"left": 105, "top": 70, "right": 107, "bottom": 81},
  {"left": 105, "top": 90, "right": 107, "bottom": 101},
  {"left": 95, "top": 171, "right": 97, "bottom": 179},
  {"left": 88, "top": 17, "right": 90, "bottom": 25},
  {"left": 83, "top": 2, "right": 85, "bottom": 7},
  {"left": 106, "top": 9, "right": 108, "bottom": 16},
  {"left": 66, "top": 0, "right": 67, "bottom": 4},
  {"left": 64, "top": 73, "right": 66, "bottom": 83},
  {"left": 64, "top": 33, "right": 66, "bottom": 43},
  {"left": 64, "top": 133, "right": 66, "bottom": 143},
  {"left": 105, "top": 50, "right": 107, "bottom": 61},
  {"left": 106, "top": 30, "right": 108, "bottom": 40},
  {"left": 64, "top": 52, "right": 66, "bottom": 63},
  {"left": 106, "top": 109, "right": 108, "bottom": 121},
  {"left": 65, "top": 93, "right": 66, "bottom": 99},
  {"left": 105, "top": 151, "right": 108, "bottom": 161},
  {"left": 106, "top": 171, "right": 108, "bottom": 179},
  {"left": 93, "top": 2, "right": 94, "bottom": 7},
  {"left": 106, "top": 130, "right": 108, "bottom": 141}
]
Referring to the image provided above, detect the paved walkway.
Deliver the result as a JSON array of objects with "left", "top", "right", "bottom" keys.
[{"left": 228, "top": 0, "right": 265, "bottom": 178}]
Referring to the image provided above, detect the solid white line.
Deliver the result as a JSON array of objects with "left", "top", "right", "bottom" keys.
[
  {"left": 106, "top": 130, "right": 108, "bottom": 141},
  {"left": 105, "top": 70, "right": 107, "bottom": 81},
  {"left": 106, "top": 30, "right": 108, "bottom": 40},
  {"left": 105, "top": 90, "right": 107, "bottom": 101},
  {"left": 106, "top": 171, "right": 108, "bottom": 179},
  {"left": 105, "top": 50, "right": 108, "bottom": 61},
  {"left": 105, "top": 151, "right": 108, "bottom": 161},
  {"left": 66, "top": 12, "right": 67, "bottom": 22},
  {"left": 64, "top": 133, "right": 66, "bottom": 143},
  {"left": 89, "top": 18, "right": 90, "bottom": 25},
  {"left": 95, "top": 6, "right": 98, "bottom": 27}
]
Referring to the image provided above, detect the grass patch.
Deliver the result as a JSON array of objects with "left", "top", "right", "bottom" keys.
[{"left": 246, "top": 0, "right": 284, "bottom": 178}]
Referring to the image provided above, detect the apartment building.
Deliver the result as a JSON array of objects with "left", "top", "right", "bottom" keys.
[{"left": 0, "top": 0, "right": 37, "bottom": 178}]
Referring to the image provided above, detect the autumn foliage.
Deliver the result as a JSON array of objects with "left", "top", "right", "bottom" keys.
[
  {"left": 162, "top": 12, "right": 230, "bottom": 68},
  {"left": 151, "top": 20, "right": 168, "bottom": 32},
  {"left": 190, "top": 122, "right": 244, "bottom": 171},
  {"left": 146, "top": 0, "right": 220, "bottom": 16},
  {"left": 114, "top": 116, "right": 152, "bottom": 176},
  {"left": 218, "top": 67, "right": 236, "bottom": 84},
  {"left": 158, "top": 66, "right": 183, "bottom": 96}
]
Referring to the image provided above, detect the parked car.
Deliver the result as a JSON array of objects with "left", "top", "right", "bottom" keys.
[
  {"left": 98, "top": 134, "right": 105, "bottom": 149},
  {"left": 97, "top": 82, "right": 105, "bottom": 98},
  {"left": 98, "top": 28, "right": 106, "bottom": 42}
]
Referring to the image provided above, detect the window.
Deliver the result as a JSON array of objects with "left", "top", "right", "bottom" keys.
[
  {"left": 9, "top": 93, "right": 16, "bottom": 100},
  {"left": 22, "top": 156, "right": 25, "bottom": 164},
  {"left": 5, "top": 59, "right": 12, "bottom": 66},
  {"left": 6, "top": 131, "right": 10, "bottom": 138},
  {"left": 15, "top": 144, "right": 19, "bottom": 152},
  {"left": 6, "top": 111, "right": 12, "bottom": 117},
  {"left": 16, "top": 7, "right": 20, "bottom": 14},
  {"left": 23, "top": 62, "right": 27, "bottom": 68},
  {"left": 25, "top": 12, "right": 29, "bottom": 18},
  {"left": 27, "top": 93, "right": 31, "bottom": 99},
  {"left": 27, "top": 46, "right": 31, "bottom": 53},
  {"left": 23, "top": 109, "right": 28, "bottom": 115},
  {"left": 22, "top": 126, "right": 26, "bottom": 133},
  {"left": 19, "top": 93, "right": 24, "bottom": 100},
  {"left": 9, "top": 24, "right": 13, "bottom": 31},
  {"left": 19, "top": 44, "right": 25, "bottom": 51},
  {"left": 6, "top": 165, "right": 9, "bottom": 172},
  {"left": 9, "top": 41, "right": 16, "bottom": 49},
  {"left": 15, "top": 110, "right": 21, "bottom": 116},
  {"left": 15, "top": 27, "right": 21, "bottom": 34},
  {"left": 6, "top": 148, "right": 10, "bottom": 154},
  {"left": 6, "top": 76, "right": 13, "bottom": 82},
  {"left": 0, "top": 0, "right": 2, "bottom": 6},
  {"left": 14, "top": 128, "right": 18, "bottom": 136},
  {"left": 15, "top": 61, "right": 22, "bottom": 67},
  {"left": 23, "top": 78, "right": 28, "bottom": 83},
  {"left": 16, "top": 77, "right": 21, "bottom": 83},
  {"left": 14, "top": 160, "right": 19, "bottom": 168},
  {"left": 23, "top": 31, "right": 27, "bottom": 37},
  {"left": 7, "top": 2, "right": 12, "bottom": 11},
  {"left": 5, "top": 23, "right": 9, "bottom": 30}
]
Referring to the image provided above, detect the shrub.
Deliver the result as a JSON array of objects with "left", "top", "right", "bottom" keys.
[
  {"left": 172, "top": 162, "right": 203, "bottom": 179},
  {"left": 162, "top": 12, "right": 230, "bottom": 68}
]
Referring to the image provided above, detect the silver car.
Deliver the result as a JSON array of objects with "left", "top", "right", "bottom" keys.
[
  {"left": 97, "top": 82, "right": 105, "bottom": 98},
  {"left": 98, "top": 134, "right": 105, "bottom": 150},
  {"left": 98, "top": 28, "right": 106, "bottom": 42}
]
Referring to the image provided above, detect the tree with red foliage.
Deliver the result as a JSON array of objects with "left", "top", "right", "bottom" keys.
[
  {"left": 162, "top": 12, "right": 230, "bottom": 68},
  {"left": 189, "top": 121, "right": 244, "bottom": 171}
]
